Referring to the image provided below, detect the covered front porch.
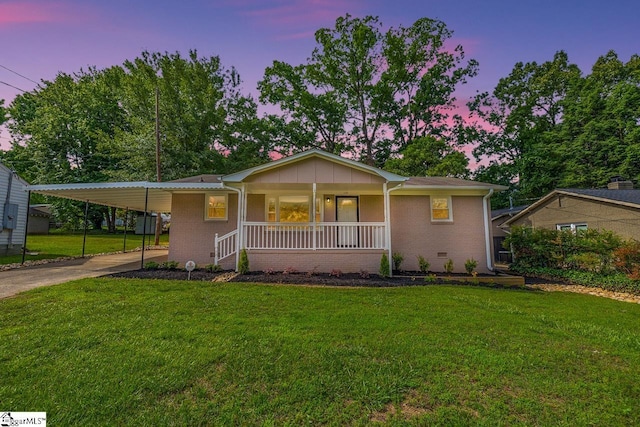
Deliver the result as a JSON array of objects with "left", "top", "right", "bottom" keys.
[{"left": 213, "top": 181, "right": 393, "bottom": 268}]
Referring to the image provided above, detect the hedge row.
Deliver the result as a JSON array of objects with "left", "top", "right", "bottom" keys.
[{"left": 505, "top": 226, "right": 640, "bottom": 294}]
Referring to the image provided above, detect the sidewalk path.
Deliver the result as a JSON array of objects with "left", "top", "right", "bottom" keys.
[{"left": 0, "top": 249, "right": 168, "bottom": 299}]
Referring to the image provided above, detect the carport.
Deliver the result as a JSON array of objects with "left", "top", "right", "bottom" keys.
[{"left": 24, "top": 180, "right": 224, "bottom": 267}]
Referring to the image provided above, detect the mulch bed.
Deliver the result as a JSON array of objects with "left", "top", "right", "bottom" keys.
[{"left": 110, "top": 269, "right": 517, "bottom": 288}]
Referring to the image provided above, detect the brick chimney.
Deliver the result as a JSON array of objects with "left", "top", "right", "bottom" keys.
[{"left": 608, "top": 176, "right": 634, "bottom": 190}]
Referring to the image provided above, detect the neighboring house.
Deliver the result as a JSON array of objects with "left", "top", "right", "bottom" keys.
[
  {"left": 503, "top": 179, "right": 640, "bottom": 241},
  {"left": 0, "top": 162, "right": 29, "bottom": 255},
  {"left": 28, "top": 204, "right": 52, "bottom": 234},
  {"left": 491, "top": 205, "right": 528, "bottom": 262},
  {"left": 28, "top": 149, "right": 506, "bottom": 273}
]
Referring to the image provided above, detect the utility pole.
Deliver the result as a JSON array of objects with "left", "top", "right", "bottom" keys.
[{"left": 154, "top": 86, "right": 163, "bottom": 246}]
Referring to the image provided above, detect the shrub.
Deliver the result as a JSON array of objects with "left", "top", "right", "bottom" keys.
[
  {"left": 160, "top": 260, "right": 179, "bottom": 270},
  {"left": 613, "top": 240, "right": 640, "bottom": 278},
  {"left": 424, "top": 274, "right": 437, "bottom": 283},
  {"left": 565, "top": 252, "right": 602, "bottom": 273},
  {"left": 359, "top": 269, "right": 370, "bottom": 279},
  {"left": 392, "top": 252, "right": 404, "bottom": 271},
  {"left": 238, "top": 248, "right": 249, "bottom": 274},
  {"left": 205, "top": 264, "right": 222, "bottom": 273},
  {"left": 379, "top": 253, "right": 390, "bottom": 278},
  {"left": 444, "top": 259, "right": 454, "bottom": 274},
  {"left": 505, "top": 226, "right": 624, "bottom": 272},
  {"left": 264, "top": 268, "right": 275, "bottom": 275},
  {"left": 144, "top": 261, "right": 159, "bottom": 270},
  {"left": 417, "top": 255, "right": 430, "bottom": 273},
  {"left": 464, "top": 258, "right": 478, "bottom": 275},
  {"left": 283, "top": 266, "right": 298, "bottom": 275}
]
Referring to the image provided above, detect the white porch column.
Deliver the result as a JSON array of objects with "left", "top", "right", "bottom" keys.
[
  {"left": 383, "top": 182, "right": 393, "bottom": 276},
  {"left": 312, "top": 182, "right": 317, "bottom": 250},
  {"left": 232, "top": 185, "right": 244, "bottom": 271}
]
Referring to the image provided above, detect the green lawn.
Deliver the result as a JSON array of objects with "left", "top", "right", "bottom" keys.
[
  {"left": 1, "top": 280, "right": 639, "bottom": 425},
  {"left": 0, "top": 231, "right": 169, "bottom": 265}
]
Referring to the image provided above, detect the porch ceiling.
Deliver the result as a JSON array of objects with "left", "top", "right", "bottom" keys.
[{"left": 27, "top": 181, "right": 224, "bottom": 212}]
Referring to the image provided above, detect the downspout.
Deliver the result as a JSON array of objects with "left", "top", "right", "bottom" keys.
[
  {"left": 384, "top": 183, "right": 404, "bottom": 277},
  {"left": 222, "top": 185, "right": 242, "bottom": 272},
  {"left": 483, "top": 189, "right": 494, "bottom": 272}
]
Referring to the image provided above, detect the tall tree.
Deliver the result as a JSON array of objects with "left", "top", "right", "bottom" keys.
[
  {"left": 259, "top": 14, "right": 477, "bottom": 166},
  {"left": 4, "top": 50, "right": 273, "bottom": 229},
  {"left": 469, "top": 50, "right": 640, "bottom": 208},
  {"left": 6, "top": 67, "right": 128, "bottom": 230},
  {"left": 559, "top": 51, "right": 640, "bottom": 187},
  {"left": 384, "top": 136, "right": 469, "bottom": 178},
  {"left": 468, "top": 51, "right": 582, "bottom": 202},
  {"left": 118, "top": 50, "right": 270, "bottom": 181}
]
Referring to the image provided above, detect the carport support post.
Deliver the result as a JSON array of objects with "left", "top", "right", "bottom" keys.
[
  {"left": 81, "top": 200, "right": 89, "bottom": 258},
  {"left": 140, "top": 188, "right": 149, "bottom": 269},
  {"left": 123, "top": 208, "right": 129, "bottom": 253},
  {"left": 21, "top": 190, "right": 31, "bottom": 264}
]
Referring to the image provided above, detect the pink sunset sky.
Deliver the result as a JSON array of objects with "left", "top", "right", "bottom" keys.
[{"left": 1, "top": 0, "right": 638, "bottom": 153}]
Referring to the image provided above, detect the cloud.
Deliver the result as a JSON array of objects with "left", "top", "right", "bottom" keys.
[
  {"left": 230, "top": 0, "right": 364, "bottom": 39},
  {"left": 0, "top": 1, "right": 87, "bottom": 25}
]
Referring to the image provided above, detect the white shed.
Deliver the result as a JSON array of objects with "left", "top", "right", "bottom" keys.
[{"left": 0, "top": 162, "right": 29, "bottom": 255}]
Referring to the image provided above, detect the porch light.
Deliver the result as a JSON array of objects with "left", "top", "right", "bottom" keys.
[{"left": 326, "top": 197, "right": 331, "bottom": 203}]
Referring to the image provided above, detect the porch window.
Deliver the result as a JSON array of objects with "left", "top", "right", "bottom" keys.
[
  {"left": 267, "top": 195, "right": 311, "bottom": 223},
  {"left": 205, "top": 194, "right": 227, "bottom": 220},
  {"left": 431, "top": 196, "right": 452, "bottom": 221}
]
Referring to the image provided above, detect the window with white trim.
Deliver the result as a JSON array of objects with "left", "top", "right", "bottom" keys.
[
  {"left": 557, "top": 223, "right": 587, "bottom": 232},
  {"left": 431, "top": 196, "right": 452, "bottom": 222},
  {"left": 205, "top": 193, "right": 228, "bottom": 220},
  {"left": 266, "top": 195, "right": 311, "bottom": 223}
]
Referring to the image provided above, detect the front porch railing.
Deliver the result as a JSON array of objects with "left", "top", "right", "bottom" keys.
[{"left": 243, "top": 222, "right": 386, "bottom": 250}]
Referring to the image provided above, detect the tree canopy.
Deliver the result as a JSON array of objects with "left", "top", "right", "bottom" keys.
[
  {"left": 469, "top": 50, "right": 640, "bottom": 207},
  {"left": 1, "top": 14, "right": 639, "bottom": 218},
  {"left": 259, "top": 14, "right": 477, "bottom": 168}
]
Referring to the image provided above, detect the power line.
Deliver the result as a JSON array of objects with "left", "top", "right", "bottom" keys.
[
  {"left": 0, "top": 80, "right": 25, "bottom": 92},
  {"left": 0, "top": 64, "right": 39, "bottom": 85}
]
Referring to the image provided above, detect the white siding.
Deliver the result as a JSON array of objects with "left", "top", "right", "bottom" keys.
[{"left": 0, "top": 163, "right": 29, "bottom": 252}]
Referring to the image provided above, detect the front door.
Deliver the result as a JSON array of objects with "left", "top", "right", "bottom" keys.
[{"left": 336, "top": 196, "right": 359, "bottom": 247}]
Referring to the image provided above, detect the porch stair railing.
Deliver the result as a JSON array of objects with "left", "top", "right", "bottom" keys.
[{"left": 214, "top": 229, "right": 238, "bottom": 265}]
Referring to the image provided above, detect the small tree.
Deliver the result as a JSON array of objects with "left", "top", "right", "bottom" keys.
[
  {"left": 417, "top": 255, "right": 430, "bottom": 273},
  {"left": 464, "top": 258, "right": 478, "bottom": 275},
  {"left": 380, "top": 253, "right": 390, "bottom": 278},
  {"left": 444, "top": 259, "right": 454, "bottom": 274},
  {"left": 392, "top": 252, "right": 404, "bottom": 272},
  {"left": 238, "top": 248, "right": 250, "bottom": 274}
]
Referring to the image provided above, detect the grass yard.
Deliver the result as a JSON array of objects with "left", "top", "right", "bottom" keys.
[
  {"left": 0, "top": 231, "right": 169, "bottom": 265},
  {"left": 1, "top": 280, "right": 639, "bottom": 425}
]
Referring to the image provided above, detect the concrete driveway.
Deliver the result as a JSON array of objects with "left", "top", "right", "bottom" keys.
[{"left": 0, "top": 249, "right": 168, "bottom": 299}]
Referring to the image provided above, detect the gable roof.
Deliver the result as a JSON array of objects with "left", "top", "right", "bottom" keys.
[
  {"left": 558, "top": 188, "right": 640, "bottom": 206},
  {"left": 503, "top": 188, "right": 640, "bottom": 226},
  {"left": 222, "top": 149, "right": 408, "bottom": 183}
]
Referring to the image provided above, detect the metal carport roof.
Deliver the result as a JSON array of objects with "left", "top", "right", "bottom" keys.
[{"left": 26, "top": 181, "right": 225, "bottom": 212}]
